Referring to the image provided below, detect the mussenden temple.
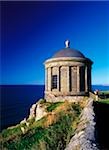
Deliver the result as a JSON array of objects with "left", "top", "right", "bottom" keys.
[{"left": 44, "top": 40, "right": 93, "bottom": 102}]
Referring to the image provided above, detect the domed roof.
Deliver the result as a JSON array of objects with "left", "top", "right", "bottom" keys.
[
  {"left": 52, "top": 40, "right": 85, "bottom": 58},
  {"left": 53, "top": 48, "right": 85, "bottom": 58}
]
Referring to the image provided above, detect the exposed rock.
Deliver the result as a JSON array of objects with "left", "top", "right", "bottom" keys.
[
  {"left": 65, "top": 98, "right": 99, "bottom": 150},
  {"left": 20, "top": 117, "right": 26, "bottom": 124},
  {"left": 28, "top": 103, "right": 37, "bottom": 119},
  {"left": 35, "top": 103, "right": 47, "bottom": 121},
  {"left": 20, "top": 127, "right": 25, "bottom": 134},
  {"left": 25, "top": 122, "right": 30, "bottom": 127},
  {"left": 27, "top": 100, "right": 47, "bottom": 122}
]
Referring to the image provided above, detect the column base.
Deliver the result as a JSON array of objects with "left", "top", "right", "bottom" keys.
[{"left": 44, "top": 91, "right": 89, "bottom": 102}]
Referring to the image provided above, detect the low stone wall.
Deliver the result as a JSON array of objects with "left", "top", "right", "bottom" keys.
[
  {"left": 45, "top": 93, "right": 85, "bottom": 103},
  {"left": 65, "top": 98, "right": 99, "bottom": 150},
  {"left": 89, "top": 92, "right": 96, "bottom": 100}
]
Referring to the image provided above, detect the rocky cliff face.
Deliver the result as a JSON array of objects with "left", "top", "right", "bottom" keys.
[
  {"left": 1, "top": 97, "right": 100, "bottom": 150},
  {"left": 24, "top": 98, "right": 99, "bottom": 150},
  {"left": 65, "top": 98, "right": 99, "bottom": 150},
  {"left": 28, "top": 100, "right": 47, "bottom": 121},
  {"left": 27, "top": 98, "right": 99, "bottom": 150}
]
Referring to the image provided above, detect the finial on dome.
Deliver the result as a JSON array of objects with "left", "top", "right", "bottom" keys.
[{"left": 65, "top": 40, "right": 70, "bottom": 48}]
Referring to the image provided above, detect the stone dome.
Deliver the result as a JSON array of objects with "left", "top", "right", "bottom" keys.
[
  {"left": 52, "top": 48, "right": 85, "bottom": 58},
  {"left": 44, "top": 40, "right": 93, "bottom": 102}
]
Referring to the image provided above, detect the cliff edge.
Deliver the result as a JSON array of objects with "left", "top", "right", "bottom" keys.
[{"left": 0, "top": 97, "right": 99, "bottom": 150}]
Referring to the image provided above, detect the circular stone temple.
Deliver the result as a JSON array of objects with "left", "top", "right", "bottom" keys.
[{"left": 44, "top": 40, "right": 93, "bottom": 102}]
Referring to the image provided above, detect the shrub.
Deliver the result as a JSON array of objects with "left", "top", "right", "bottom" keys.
[{"left": 47, "top": 102, "right": 63, "bottom": 112}]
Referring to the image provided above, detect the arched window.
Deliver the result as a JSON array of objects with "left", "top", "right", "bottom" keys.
[{"left": 52, "top": 75, "right": 57, "bottom": 89}]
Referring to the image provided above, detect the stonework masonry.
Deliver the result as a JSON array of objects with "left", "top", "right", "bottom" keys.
[
  {"left": 65, "top": 98, "right": 99, "bottom": 150},
  {"left": 44, "top": 46, "right": 93, "bottom": 102}
]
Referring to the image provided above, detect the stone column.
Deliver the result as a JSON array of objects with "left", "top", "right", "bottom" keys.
[
  {"left": 89, "top": 66, "right": 92, "bottom": 91},
  {"left": 87, "top": 65, "right": 91, "bottom": 91},
  {"left": 47, "top": 67, "right": 52, "bottom": 91},
  {"left": 67, "top": 66, "right": 70, "bottom": 92},
  {"left": 45, "top": 68, "right": 48, "bottom": 91},
  {"left": 77, "top": 66, "right": 80, "bottom": 92},
  {"left": 60, "top": 66, "right": 68, "bottom": 93},
  {"left": 85, "top": 66, "right": 88, "bottom": 92},
  {"left": 57, "top": 66, "right": 60, "bottom": 91}
]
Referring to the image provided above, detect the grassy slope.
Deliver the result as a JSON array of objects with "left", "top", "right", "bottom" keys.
[
  {"left": 99, "top": 91, "right": 109, "bottom": 94},
  {"left": 97, "top": 90, "right": 109, "bottom": 104},
  {"left": 0, "top": 100, "right": 83, "bottom": 150},
  {"left": 98, "top": 99, "right": 109, "bottom": 104}
]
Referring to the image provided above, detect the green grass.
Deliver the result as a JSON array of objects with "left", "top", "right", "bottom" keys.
[
  {"left": 99, "top": 91, "right": 109, "bottom": 94},
  {"left": 2, "top": 115, "right": 73, "bottom": 150},
  {"left": 98, "top": 98, "right": 109, "bottom": 104},
  {"left": 0, "top": 102, "right": 82, "bottom": 150},
  {"left": 47, "top": 102, "right": 64, "bottom": 112}
]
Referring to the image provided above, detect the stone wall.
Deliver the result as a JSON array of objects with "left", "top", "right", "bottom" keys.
[
  {"left": 45, "top": 93, "right": 85, "bottom": 103},
  {"left": 65, "top": 98, "right": 99, "bottom": 150},
  {"left": 44, "top": 57, "right": 92, "bottom": 102}
]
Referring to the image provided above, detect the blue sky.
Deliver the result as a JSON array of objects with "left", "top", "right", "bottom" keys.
[{"left": 1, "top": 1, "right": 109, "bottom": 85}]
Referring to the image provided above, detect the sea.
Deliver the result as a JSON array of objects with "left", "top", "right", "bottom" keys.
[
  {"left": 0, "top": 85, "right": 44, "bottom": 131},
  {"left": 0, "top": 85, "right": 109, "bottom": 131}
]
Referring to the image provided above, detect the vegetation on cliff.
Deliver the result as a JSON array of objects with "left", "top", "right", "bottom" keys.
[
  {"left": 98, "top": 98, "right": 109, "bottom": 104},
  {"left": 0, "top": 99, "right": 85, "bottom": 150}
]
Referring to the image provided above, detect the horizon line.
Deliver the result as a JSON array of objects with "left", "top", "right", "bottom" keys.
[{"left": 0, "top": 84, "right": 109, "bottom": 86}]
